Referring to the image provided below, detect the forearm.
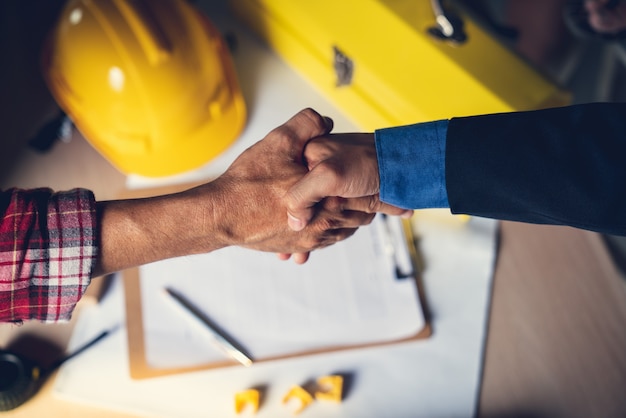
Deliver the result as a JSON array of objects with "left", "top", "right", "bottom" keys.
[
  {"left": 376, "top": 102, "right": 626, "bottom": 235},
  {"left": 93, "top": 186, "right": 223, "bottom": 277},
  {"left": 446, "top": 102, "right": 626, "bottom": 235}
]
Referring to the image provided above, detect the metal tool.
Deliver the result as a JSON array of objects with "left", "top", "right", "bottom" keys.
[
  {"left": 428, "top": 0, "right": 468, "bottom": 44},
  {"left": 0, "top": 327, "right": 116, "bottom": 411}
]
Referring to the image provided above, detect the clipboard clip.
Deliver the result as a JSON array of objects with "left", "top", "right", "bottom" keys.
[{"left": 380, "top": 214, "right": 415, "bottom": 279}]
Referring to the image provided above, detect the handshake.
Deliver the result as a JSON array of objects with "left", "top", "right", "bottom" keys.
[
  {"left": 95, "top": 108, "right": 412, "bottom": 276},
  {"left": 189, "top": 108, "right": 414, "bottom": 264}
]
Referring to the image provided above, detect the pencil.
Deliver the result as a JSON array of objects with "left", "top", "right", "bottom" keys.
[{"left": 164, "top": 287, "right": 253, "bottom": 367}]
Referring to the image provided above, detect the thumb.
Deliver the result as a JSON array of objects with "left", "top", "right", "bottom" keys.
[
  {"left": 284, "top": 163, "right": 338, "bottom": 231},
  {"left": 284, "top": 183, "right": 318, "bottom": 232}
]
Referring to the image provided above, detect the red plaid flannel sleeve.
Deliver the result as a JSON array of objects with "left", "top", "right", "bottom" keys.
[{"left": 0, "top": 188, "right": 97, "bottom": 323}]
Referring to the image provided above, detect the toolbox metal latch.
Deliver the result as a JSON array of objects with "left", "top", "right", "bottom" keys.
[
  {"left": 427, "top": 0, "right": 467, "bottom": 45},
  {"left": 333, "top": 46, "right": 354, "bottom": 87}
]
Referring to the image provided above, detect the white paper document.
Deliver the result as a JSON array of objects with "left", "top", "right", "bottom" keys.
[{"left": 139, "top": 215, "right": 425, "bottom": 369}]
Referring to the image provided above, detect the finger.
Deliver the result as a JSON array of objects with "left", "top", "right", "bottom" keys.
[
  {"left": 338, "top": 210, "right": 377, "bottom": 227},
  {"left": 292, "top": 252, "right": 310, "bottom": 264},
  {"left": 285, "top": 163, "right": 342, "bottom": 231},
  {"left": 279, "top": 108, "right": 334, "bottom": 161},
  {"left": 276, "top": 253, "right": 292, "bottom": 261},
  {"left": 302, "top": 228, "right": 359, "bottom": 253},
  {"left": 314, "top": 202, "right": 377, "bottom": 228},
  {"left": 326, "top": 227, "right": 359, "bottom": 243},
  {"left": 339, "top": 196, "right": 414, "bottom": 218}
]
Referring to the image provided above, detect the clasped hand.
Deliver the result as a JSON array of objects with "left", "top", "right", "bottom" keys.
[
  {"left": 94, "top": 108, "right": 413, "bottom": 276},
  {"left": 204, "top": 108, "right": 411, "bottom": 264}
]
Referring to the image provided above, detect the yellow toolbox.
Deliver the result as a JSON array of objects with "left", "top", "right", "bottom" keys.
[{"left": 230, "top": 0, "right": 571, "bottom": 130}]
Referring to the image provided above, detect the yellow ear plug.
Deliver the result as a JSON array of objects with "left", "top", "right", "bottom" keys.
[
  {"left": 282, "top": 385, "right": 314, "bottom": 415},
  {"left": 314, "top": 375, "right": 343, "bottom": 403},
  {"left": 234, "top": 389, "right": 260, "bottom": 415}
]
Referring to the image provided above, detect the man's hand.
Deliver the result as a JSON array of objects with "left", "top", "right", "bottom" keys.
[
  {"left": 191, "top": 109, "right": 375, "bottom": 263},
  {"left": 284, "top": 133, "right": 413, "bottom": 232}
]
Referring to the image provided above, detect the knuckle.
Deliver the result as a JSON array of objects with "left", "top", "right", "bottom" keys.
[
  {"left": 315, "top": 162, "right": 345, "bottom": 190},
  {"left": 323, "top": 196, "right": 344, "bottom": 212},
  {"left": 301, "top": 234, "right": 322, "bottom": 251},
  {"left": 367, "top": 196, "right": 382, "bottom": 213},
  {"left": 333, "top": 228, "right": 357, "bottom": 242},
  {"left": 300, "top": 108, "right": 323, "bottom": 126},
  {"left": 315, "top": 161, "right": 340, "bottom": 177},
  {"left": 325, "top": 217, "right": 343, "bottom": 230}
]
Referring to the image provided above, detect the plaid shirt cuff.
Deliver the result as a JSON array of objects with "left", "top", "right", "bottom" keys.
[{"left": 0, "top": 188, "right": 97, "bottom": 323}]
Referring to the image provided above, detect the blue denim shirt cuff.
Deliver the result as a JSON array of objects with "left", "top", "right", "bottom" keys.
[{"left": 375, "top": 120, "right": 449, "bottom": 209}]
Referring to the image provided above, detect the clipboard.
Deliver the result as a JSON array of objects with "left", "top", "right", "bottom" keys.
[{"left": 121, "top": 185, "right": 431, "bottom": 380}]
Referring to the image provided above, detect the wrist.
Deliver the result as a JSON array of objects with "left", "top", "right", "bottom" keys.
[{"left": 180, "top": 183, "right": 233, "bottom": 252}]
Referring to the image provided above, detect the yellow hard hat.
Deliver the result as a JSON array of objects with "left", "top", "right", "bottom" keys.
[{"left": 43, "top": 0, "right": 246, "bottom": 177}]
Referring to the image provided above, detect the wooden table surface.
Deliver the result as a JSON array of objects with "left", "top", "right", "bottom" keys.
[{"left": 480, "top": 222, "right": 626, "bottom": 418}]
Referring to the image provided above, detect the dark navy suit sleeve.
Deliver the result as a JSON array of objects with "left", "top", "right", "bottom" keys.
[{"left": 446, "top": 102, "right": 626, "bottom": 235}]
